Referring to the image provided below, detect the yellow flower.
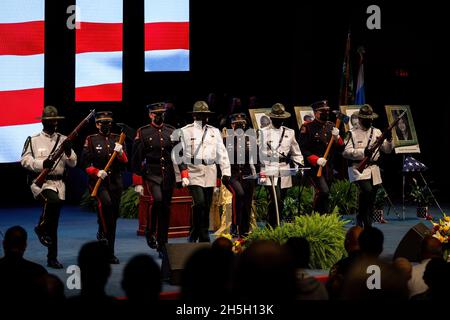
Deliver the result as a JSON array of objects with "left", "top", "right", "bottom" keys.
[
  {"left": 445, "top": 216, "right": 450, "bottom": 222},
  {"left": 219, "top": 233, "right": 232, "bottom": 240},
  {"left": 433, "top": 232, "right": 445, "bottom": 243}
]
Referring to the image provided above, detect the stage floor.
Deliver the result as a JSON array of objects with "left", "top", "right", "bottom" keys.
[{"left": 0, "top": 204, "right": 444, "bottom": 297}]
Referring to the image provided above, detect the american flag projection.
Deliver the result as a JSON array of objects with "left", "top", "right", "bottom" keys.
[
  {"left": 0, "top": 0, "right": 45, "bottom": 163},
  {"left": 145, "top": 0, "right": 190, "bottom": 71},
  {"left": 75, "top": 0, "right": 123, "bottom": 101}
]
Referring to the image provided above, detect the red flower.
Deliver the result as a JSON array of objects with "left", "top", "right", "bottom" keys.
[
  {"left": 426, "top": 214, "right": 433, "bottom": 220},
  {"left": 434, "top": 225, "right": 441, "bottom": 231}
]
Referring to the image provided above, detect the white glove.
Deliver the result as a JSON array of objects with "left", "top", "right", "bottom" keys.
[
  {"left": 134, "top": 185, "right": 144, "bottom": 196},
  {"left": 332, "top": 127, "right": 340, "bottom": 137},
  {"left": 114, "top": 142, "right": 123, "bottom": 156},
  {"left": 30, "top": 183, "right": 42, "bottom": 198},
  {"left": 317, "top": 157, "right": 327, "bottom": 167},
  {"left": 97, "top": 170, "right": 108, "bottom": 180},
  {"left": 181, "top": 177, "right": 190, "bottom": 188}
]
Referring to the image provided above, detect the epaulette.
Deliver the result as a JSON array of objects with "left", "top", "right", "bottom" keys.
[
  {"left": 164, "top": 124, "right": 176, "bottom": 130},
  {"left": 181, "top": 123, "right": 194, "bottom": 130}
]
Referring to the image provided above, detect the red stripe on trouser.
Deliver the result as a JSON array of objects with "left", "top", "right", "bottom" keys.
[
  {"left": 89, "top": 186, "right": 108, "bottom": 235},
  {"left": 144, "top": 180, "right": 155, "bottom": 232},
  {"left": 0, "top": 21, "right": 44, "bottom": 55},
  {"left": 0, "top": 88, "right": 43, "bottom": 126}
]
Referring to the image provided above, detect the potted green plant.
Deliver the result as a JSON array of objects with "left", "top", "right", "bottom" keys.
[{"left": 409, "top": 178, "right": 433, "bottom": 218}]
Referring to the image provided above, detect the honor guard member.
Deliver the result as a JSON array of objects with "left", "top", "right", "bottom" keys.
[
  {"left": 299, "top": 100, "right": 344, "bottom": 214},
  {"left": 224, "top": 113, "right": 257, "bottom": 237},
  {"left": 258, "top": 103, "right": 304, "bottom": 227},
  {"left": 81, "top": 111, "right": 127, "bottom": 264},
  {"left": 21, "top": 106, "right": 77, "bottom": 269},
  {"left": 342, "top": 104, "right": 393, "bottom": 227},
  {"left": 178, "top": 101, "right": 231, "bottom": 242},
  {"left": 131, "top": 103, "right": 188, "bottom": 254}
]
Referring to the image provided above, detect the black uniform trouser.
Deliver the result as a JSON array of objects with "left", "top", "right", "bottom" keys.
[
  {"left": 265, "top": 183, "right": 287, "bottom": 228},
  {"left": 37, "top": 189, "right": 62, "bottom": 260},
  {"left": 93, "top": 186, "right": 122, "bottom": 256},
  {"left": 188, "top": 186, "right": 214, "bottom": 242},
  {"left": 356, "top": 179, "right": 379, "bottom": 227},
  {"left": 226, "top": 177, "right": 255, "bottom": 236},
  {"left": 310, "top": 175, "right": 330, "bottom": 214},
  {"left": 145, "top": 181, "right": 174, "bottom": 246}
]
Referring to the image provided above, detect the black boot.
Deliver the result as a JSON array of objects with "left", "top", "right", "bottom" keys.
[
  {"left": 47, "top": 258, "right": 63, "bottom": 269},
  {"left": 35, "top": 226, "right": 53, "bottom": 247},
  {"left": 145, "top": 229, "right": 158, "bottom": 249}
]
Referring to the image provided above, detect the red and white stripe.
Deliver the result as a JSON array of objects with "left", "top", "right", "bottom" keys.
[
  {"left": 0, "top": 0, "right": 45, "bottom": 163},
  {"left": 145, "top": 0, "right": 190, "bottom": 72},
  {"left": 75, "top": 0, "right": 123, "bottom": 101}
]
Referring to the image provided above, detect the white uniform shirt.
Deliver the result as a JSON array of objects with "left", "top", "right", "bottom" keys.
[
  {"left": 343, "top": 126, "right": 393, "bottom": 185},
  {"left": 258, "top": 125, "right": 304, "bottom": 188},
  {"left": 21, "top": 131, "right": 77, "bottom": 199},
  {"left": 177, "top": 121, "right": 231, "bottom": 188}
]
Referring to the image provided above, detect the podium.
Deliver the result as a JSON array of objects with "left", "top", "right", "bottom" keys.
[
  {"left": 137, "top": 185, "right": 192, "bottom": 238},
  {"left": 244, "top": 167, "right": 310, "bottom": 226}
]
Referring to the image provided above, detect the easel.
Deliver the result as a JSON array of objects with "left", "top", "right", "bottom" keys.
[{"left": 244, "top": 167, "right": 310, "bottom": 226}]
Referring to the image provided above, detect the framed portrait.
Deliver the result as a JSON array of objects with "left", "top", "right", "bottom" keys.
[
  {"left": 294, "top": 106, "right": 314, "bottom": 129},
  {"left": 340, "top": 105, "right": 363, "bottom": 131},
  {"left": 385, "top": 105, "right": 420, "bottom": 150},
  {"left": 248, "top": 108, "right": 272, "bottom": 130}
]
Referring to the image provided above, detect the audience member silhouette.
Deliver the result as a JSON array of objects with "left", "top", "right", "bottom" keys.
[
  {"left": 393, "top": 257, "right": 412, "bottom": 283},
  {"left": 68, "top": 241, "right": 115, "bottom": 308},
  {"left": 122, "top": 254, "right": 161, "bottom": 304},
  {"left": 0, "top": 226, "right": 47, "bottom": 303},
  {"left": 327, "top": 226, "right": 363, "bottom": 299},
  {"left": 358, "top": 226, "right": 384, "bottom": 258},
  {"left": 234, "top": 240, "right": 296, "bottom": 302},
  {"left": 284, "top": 237, "right": 328, "bottom": 300},
  {"left": 411, "top": 258, "right": 450, "bottom": 300},
  {"left": 408, "top": 235, "right": 443, "bottom": 297},
  {"left": 35, "top": 273, "right": 66, "bottom": 305},
  {"left": 212, "top": 236, "right": 233, "bottom": 253},
  {"left": 181, "top": 247, "right": 234, "bottom": 302}
]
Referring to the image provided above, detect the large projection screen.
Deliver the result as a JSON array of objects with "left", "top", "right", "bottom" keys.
[
  {"left": 0, "top": 0, "right": 45, "bottom": 163},
  {"left": 75, "top": 0, "right": 123, "bottom": 101},
  {"left": 145, "top": 0, "right": 190, "bottom": 72}
]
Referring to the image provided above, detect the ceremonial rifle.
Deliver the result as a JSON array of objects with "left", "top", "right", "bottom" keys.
[
  {"left": 356, "top": 110, "right": 407, "bottom": 173},
  {"left": 33, "top": 110, "right": 96, "bottom": 188}
]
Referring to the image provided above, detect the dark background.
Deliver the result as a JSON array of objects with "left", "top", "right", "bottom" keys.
[{"left": 1, "top": 0, "right": 448, "bottom": 206}]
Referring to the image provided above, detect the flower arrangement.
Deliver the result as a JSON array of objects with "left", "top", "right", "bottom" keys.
[
  {"left": 217, "top": 233, "right": 246, "bottom": 254},
  {"left": 430, "top": 214, "right": 450, "bottom": 244},
  {"left": 430, "top": 213, "right": 450, "bottom": 261}
]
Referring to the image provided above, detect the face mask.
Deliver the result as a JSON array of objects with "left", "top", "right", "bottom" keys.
[
  {"left": 318, "top": 112, "right": 329, "bottom": 122},
  {"left": 99, "top": 123, "right": 111, "bottom": 135},
  {"left": 360, "top": 119, "right": 372, "bottom": 129},
  {"left": 194, "top": 115, "right": 208, "bottom": 126},
  {"left": 43, "top": 122, "right": 57, "bottom": 134},
  {"left": 233, "top": 122, "right": 246, "bottom": 130},
  {"left": 152, "top": 113, "right": 164, "bottom": 125},
  {"left": 271, "top": 118, "right": 284, "bottom": 128}
]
